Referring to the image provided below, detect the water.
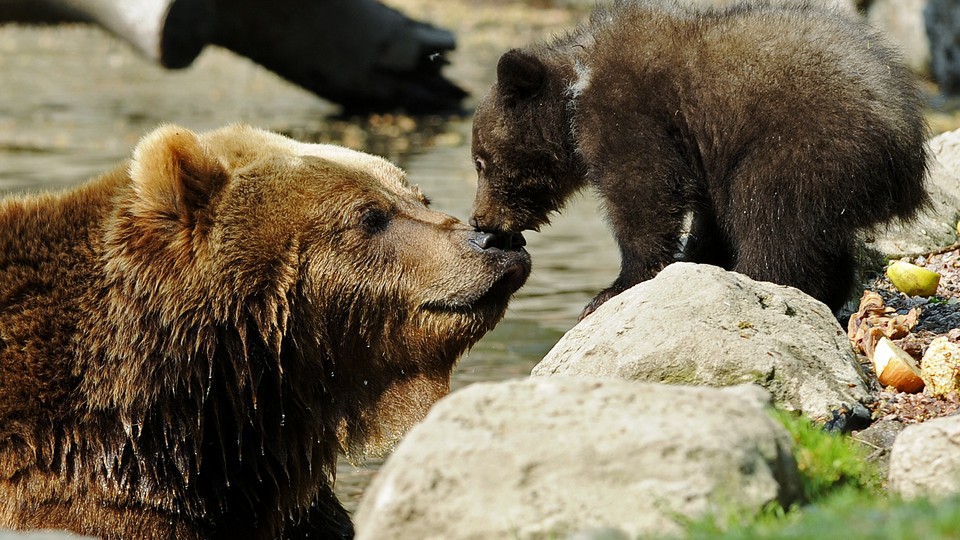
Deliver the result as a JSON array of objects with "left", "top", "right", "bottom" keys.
[{"left": 0, "top": 4, "right": 617, "bottom": 512}]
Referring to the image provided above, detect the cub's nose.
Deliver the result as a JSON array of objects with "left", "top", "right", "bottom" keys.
[
  {"left": 470, "top": 230, "right": 526, "bottom": 251},
  {"left": 469, "top": 201, "right": 495, "bottom": 231},
  {"left": 468, "top": 216, "right": 488, "bottom": 231}
]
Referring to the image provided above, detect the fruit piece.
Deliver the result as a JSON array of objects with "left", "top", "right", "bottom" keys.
[
  {"left": 871, "top": 337, "right": 924, "bottom": 393},
  {"left": 886, "top": 260, "right": 941, "bottom": 297},
  {"left": 920, "top": 337, "right": 960, "bottom": 397}
]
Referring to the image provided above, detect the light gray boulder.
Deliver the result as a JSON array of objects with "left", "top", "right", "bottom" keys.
[
  {"left": 865, "top": 129, "right": 960, "bottom": 256},
  {"left": 353, "top": 378, "right": 801, "bottom": 540},
  {"left": 888, "top": 415, "right": 960, "bottom": 500},
  {"left": 533, "top": 262, "right": 870, "bottom": 418}
]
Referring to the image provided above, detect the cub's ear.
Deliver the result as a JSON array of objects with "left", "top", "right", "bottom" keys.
[
  {"left": 496, "top": 49, "right": 546, "bottom": 105},
  {"left": 128, "top": 124, "right": 229, "bottom": 224}
]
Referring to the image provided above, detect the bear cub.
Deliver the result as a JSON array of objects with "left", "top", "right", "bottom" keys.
[
  {"left": 471, "top": 0, "right": 929, "bottom": 317},
  {"left": 0, "top": 124, "right": 530, "bottom": 539}
]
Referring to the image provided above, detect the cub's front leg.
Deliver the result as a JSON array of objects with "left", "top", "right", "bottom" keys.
[{"left": 579, "top": 166, "right": 688, "bottom": 320}]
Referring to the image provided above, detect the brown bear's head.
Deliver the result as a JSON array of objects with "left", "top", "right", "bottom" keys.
[
  {"left": 97, "top": 124, "right": 531, "bottom": 463},
  {"left": 470, "top": 48, "right": 587, "bottom": 234}
]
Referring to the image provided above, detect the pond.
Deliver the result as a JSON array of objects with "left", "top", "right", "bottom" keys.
[{"left": 0, "top": 0, "right": 619, "bottom": 511}]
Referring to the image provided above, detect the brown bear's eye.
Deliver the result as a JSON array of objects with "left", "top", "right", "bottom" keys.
[
  {"left": 474, "top": 157, "right": 486, "bottom": 174},
  {"left": 359, "top": 207, "right": 391, "bottom": 235}
]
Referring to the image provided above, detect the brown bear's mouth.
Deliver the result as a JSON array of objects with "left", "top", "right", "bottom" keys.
[
  {"left": 484, "top": 252, "right": 531, "bottom": 300},
  {"left": 421, "top": 249, "right": 531, "bottom": 313}
]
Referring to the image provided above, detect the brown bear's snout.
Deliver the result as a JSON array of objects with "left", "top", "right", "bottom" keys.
[
  {"left": 465, "top": 229, "right": 531, "bottom": 299},
  {"left": 469, "top": 229, "right": 526, "bottom": 251}
]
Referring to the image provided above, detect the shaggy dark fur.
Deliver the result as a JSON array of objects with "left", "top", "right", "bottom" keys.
[
  {"left": 471, "top": 0, "right": 929, "bottom": 317},
  {"left": 0, "top": 124, "right": 530, "bottom": 539}
]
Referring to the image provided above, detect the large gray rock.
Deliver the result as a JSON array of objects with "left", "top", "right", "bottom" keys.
[
  {"left": 865, "top": 129, "right": 960, "bottom": 256},
  {"left": 354, "top": 378, "right": 801, "bottom": 540},
  {"left": 533, "top": 263, "right": 870, "bottom": 418},
  {"left": 888, "top": 415, "right": 960, "bottom": 500}
]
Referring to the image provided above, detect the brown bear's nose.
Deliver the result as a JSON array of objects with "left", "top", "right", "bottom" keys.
[{"left": 470, "top": 230, "right": 526, "bottom": 251}]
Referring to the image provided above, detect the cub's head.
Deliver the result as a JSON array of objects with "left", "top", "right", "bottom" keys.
[
  {"left": 471, "top": 48, "right": 586, "bottom": 234},
  {"left": 106, "top": 124, "right": 531, "bottom": 456}
]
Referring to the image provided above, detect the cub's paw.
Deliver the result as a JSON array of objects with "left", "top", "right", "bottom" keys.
[{"left": 578, "top": 287, "right": 621, "bottom": 321}]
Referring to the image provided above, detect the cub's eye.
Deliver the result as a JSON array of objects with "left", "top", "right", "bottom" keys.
[
  {"left": 474, "top": 157, "right": 486, "bottom": 174},
  {"left": 359, "top": 207, "right": 391, "bottom": 235}
]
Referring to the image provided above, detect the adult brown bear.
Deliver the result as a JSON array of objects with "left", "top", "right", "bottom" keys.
[
  {"left": 470, "top": 0, "right": 929, "bottom": 317},
  {"left": 0, "top": 124, "right": 530, "bottom": 538}
]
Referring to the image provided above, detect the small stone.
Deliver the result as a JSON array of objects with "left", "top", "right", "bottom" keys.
[{"left": 921, "top": 337, "right": 960, "bottom": 397}]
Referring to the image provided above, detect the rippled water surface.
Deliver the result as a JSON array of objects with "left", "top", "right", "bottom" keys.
[{"left": 0, "top": 4, "right": 618, "bottom": 511}]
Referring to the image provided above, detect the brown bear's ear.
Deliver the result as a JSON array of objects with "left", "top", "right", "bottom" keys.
[
  {"left": 128, "top": 124, "right": 229, "bottom": 224},
  {"left": 496, "top": 49, "right": 546, "bottom": 106}
]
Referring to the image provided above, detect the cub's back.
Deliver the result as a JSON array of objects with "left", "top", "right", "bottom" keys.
[
  {"left": 586, "top": 1, "right": 916, "bottom": 112},
  {"left": 574, "top": 0, "right": 927, "bottom": 222}
]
